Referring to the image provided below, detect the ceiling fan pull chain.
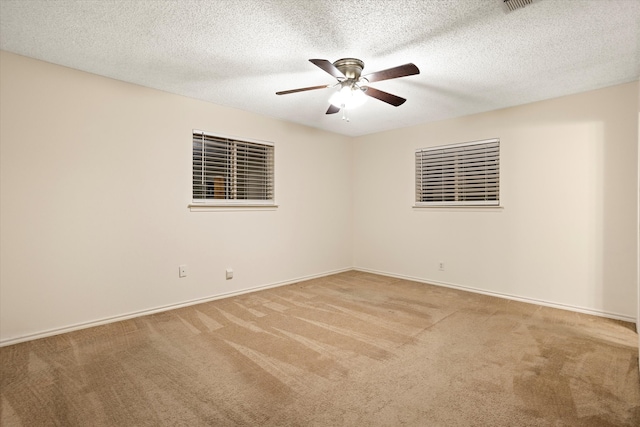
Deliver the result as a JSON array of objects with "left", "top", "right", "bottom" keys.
[{"left": 342, "top": 105, "right": 350, "bottom": 122}]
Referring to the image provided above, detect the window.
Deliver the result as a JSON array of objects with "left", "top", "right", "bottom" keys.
[
  {"left": 192, "top": 130, "right": 274, "bottom": 205},
  {"left": 415, "top": 138, "right": 499, "bottom": 207}
]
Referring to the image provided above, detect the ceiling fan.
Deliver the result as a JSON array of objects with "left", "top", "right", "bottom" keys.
[{"left": 276, "top": 58, "right": 420, "bottom": 119}]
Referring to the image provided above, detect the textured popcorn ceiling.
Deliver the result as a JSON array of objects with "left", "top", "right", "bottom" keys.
[{"left": 1, "top": 0, "right": 639, "bottom": 136}]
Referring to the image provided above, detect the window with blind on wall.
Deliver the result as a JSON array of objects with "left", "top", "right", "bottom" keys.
[
  {"left": 192, "top": 130, "right": 275, "bottom": 205},
  {"left": 415, "top": 138, "right": 500, "bottom": 207}
]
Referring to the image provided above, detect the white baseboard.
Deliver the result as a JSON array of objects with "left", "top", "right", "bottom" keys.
[
  {"left": 354, "top": 267, "right": 637, "bottom": 324},
  {"left": 3, "top": 266, "right": 635, "bottom": 347},
  {"left": 0, "top": 267, "right": 352, "bottom": 347}
]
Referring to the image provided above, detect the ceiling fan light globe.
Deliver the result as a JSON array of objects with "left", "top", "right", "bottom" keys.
[
  {"left": 329, "top": 86, "right": 367, "bottom": 109},
  {"left": 350, "top": 89, "right": 367, "bottom": 108}
]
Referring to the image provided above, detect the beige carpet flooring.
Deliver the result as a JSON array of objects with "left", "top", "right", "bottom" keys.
[{"left": 1, "top": 271, "right": 639, "bottom": 426}]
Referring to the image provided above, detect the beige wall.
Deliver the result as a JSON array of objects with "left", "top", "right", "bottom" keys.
[
  {"left": 0, "top": 51, "right": 353, "bottom": 344},
  {"left": 1, "top": 50, "right": 638, "bottom": 345},
  {"left": 353, "top": 82, "right": 639, "bottom": 320}
]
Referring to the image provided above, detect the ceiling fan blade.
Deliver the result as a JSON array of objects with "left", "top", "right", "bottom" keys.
[
  {"left": 363, "top": 87, "right": 406, "bottom": 107},
  {"left": 276, "top": 84, "right": 329, "bottom": 95},
  {"left": 363, "top": 63, "right": 420, "bottom": 83},
  {"left": 326, "top": 104, "right": 340, "bottom": 114},
  {"left": 309, "top": 59, "right": 345, "bottom": 79}
]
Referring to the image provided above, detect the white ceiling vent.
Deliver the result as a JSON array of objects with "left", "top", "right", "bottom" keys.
[{"left": 504, "top": 0, "right": 533, "bottom": 12}]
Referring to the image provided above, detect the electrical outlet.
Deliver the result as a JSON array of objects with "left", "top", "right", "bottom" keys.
[
  {"left": 225, "top": 268, "right": 233, "bottom": 280},
  {"left": 438, "top": 262, "right": 445, "bottom": 271},
  {"left": 179, "top": 265, "right": 187, "bottom": 278}
]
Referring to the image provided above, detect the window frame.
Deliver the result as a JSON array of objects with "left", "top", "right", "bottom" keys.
[
  {"left": 191, "top": 129, "right": 275, "bottom": 208},
  {"left": 414, "top": 138, "right": 500, "bottom": 208}
]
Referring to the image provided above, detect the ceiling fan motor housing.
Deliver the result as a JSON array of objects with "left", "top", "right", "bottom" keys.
[{"left": 333, "top": 58, "right": 365, "bottom": 80}]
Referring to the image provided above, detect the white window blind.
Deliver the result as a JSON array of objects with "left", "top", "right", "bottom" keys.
[
  {"left": 192, "top": 131, "right": 274, "bottom": 205},
  {"left": 415, "top": 139, "right": 499, "bottom": 206}
]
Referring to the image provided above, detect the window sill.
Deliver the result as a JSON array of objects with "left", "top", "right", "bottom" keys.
[
  {"left": 189, "top": 203, "right": 278, "bottom": 212},
  {"left": 413, "top": 205, "right": 503, "bottom": 212}
]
